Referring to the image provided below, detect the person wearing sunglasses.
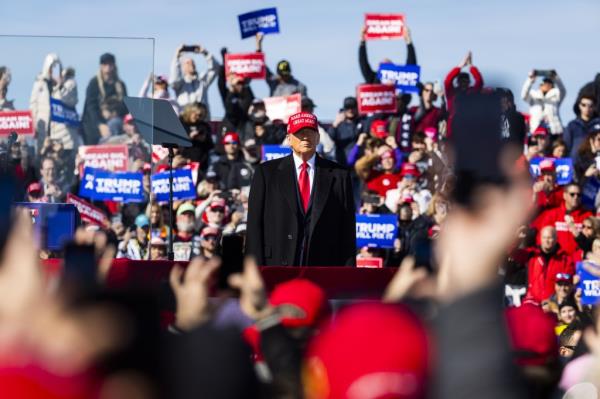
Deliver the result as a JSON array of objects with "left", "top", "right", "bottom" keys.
[
  {"left": 564, "top": 94, "right": 600, "bottom": 159},
  {"left": 212, "top": 132, "right": 254, "bottom": 191},
  {"left": 531, "top": 183, "right": 592, "bottom": 256}
]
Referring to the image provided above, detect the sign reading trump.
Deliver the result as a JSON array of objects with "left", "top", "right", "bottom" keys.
[
  {"left": 356, "top": 214, "right": 398, "bottom": 248},
  {"left": 225, "top": 53, "right": 266, "bottom": 79},
  {"left": 238, "top": 7, "right": 280, "bottom": 39},
  {"left": 577, "top": 261, "right": 600, "bottom": 305},
  {"left": 364, "top": 14, "right": 405, "bottom": 40},
  {"left": 377, "top": 64, "right": 421, "bottom": 94},
  {"left": 79, "top": 167, "right": 144, "bottom": 203},
  {"left": 356, "top": 84, "right": 397, "bottom": 115}
]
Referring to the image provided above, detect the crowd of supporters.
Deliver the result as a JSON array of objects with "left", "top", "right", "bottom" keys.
[{"left": 1, "top": 21, "right": 600, "bottom": 398}]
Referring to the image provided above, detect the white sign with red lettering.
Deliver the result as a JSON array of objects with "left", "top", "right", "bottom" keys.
[
  {"left": 263, "top": 93, "right": 301, "bottom": 123},
  {"left": 357, "top": 84, "right": 397, "bottom": 115},
  {"left": 356, "top": 257, "right": 384, "bottom": 269},
  {"left": 79, "top": 145, "right": 129, "bottom": 172},
  {"left": 66, "top": 193, "right": 109, "bottom": 227}
]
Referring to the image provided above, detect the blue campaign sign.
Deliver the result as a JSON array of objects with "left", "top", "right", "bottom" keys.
[
  {"left": 356, "top": 213, "right": 398, "bottom": 249},
  {"left": 577, "top": 261, "right": 600, "bottom": 305},
  {"left": 79, "top": 167, "right": 144, "bottom": 203},
  {"left": 151, "top": 169, "right": 196, "bottom": 202},
  {"left": 262, "top": 145, "right": 292, "bottom": 162},
  {"left": 583, "top": 177, "right": 600, "bottom": 210},
  {"left": 377, "top": 64, "right": 421, "bottom": 94},
  {"left": 529, "top": 157, "right": 574, "bottom": 185},
  {"left": 50, "top": 97, "right": 79, "bottom": 126},
  {"left": 238, "top": 7, "right": 280, "bottom": 39}
]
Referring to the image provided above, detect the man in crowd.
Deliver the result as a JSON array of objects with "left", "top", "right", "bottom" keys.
[
  {"left": 217, "top": 50, "right": 255, "bottom": 132},
  {"left": 410, "top": 81, "right": 445, "bottom": 134},
  {"left": 328, "top": 97, "right": 364, "bottom": 165},
  {"left": 358, "top": 23, "right": 417, "bottom": 84},
  {"left": 117, "top": 214, "right": 150, "bottom": 260},
  {"left": 531, "top": 183, "right": 592, "bottom": 255},
  {"left": 355, "top": 147, "right": 401, "bottom": 197},
  {"left": 498, "top": 88, "right": 527, "bottom": 144},
  {"left": 38, "top": 157, "right": 65, "bottom": 203},
  {"left": 521, "top": 69, "right": 566, "bottom": 135},
  {"left": 247, "top": 112, "right": 355, "bottom": 266},
  {"left": 211, "top": 132, "right": 254, "bottom": 190},
  {"left": 256, "top": 33, "right": 308, "bottom": 97},
  {"left": 169, "top": 43, "right": 219, "bottom": 117},
  {"left": 444, "top": 51, "right": 484, "bottom": 115},
  {"left": 564, "top": 94, "right": 600, "bottom": 158},
  {"left": 521, "top": 226, "right": 574, "bottom": 303},
  {"left": 192, "top": 226, "right": 220, "bottom": 260},
  {"left": 533, "top": 159, "right": 564, "bottom": 213},
  {"left": 173, "top": 203, "right": 198, "bottom": 261},
  {"left": 81, "top": 53, "right": 128, "bottom": 145}
]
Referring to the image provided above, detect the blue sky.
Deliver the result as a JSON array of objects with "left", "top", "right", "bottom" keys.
[{"left": 1, "top": 0, "right": 599, "bottom": 122}]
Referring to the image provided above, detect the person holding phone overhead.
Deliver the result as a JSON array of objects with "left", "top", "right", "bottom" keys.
[
  {"left": 246, "top": 112, "right": 356, "bottom": 266},
  {"left": 169, "top": 43, "right": 219, "bottom": 118},
  {"left": 521, "top": 69, "right": 566, "bottom": 135}
]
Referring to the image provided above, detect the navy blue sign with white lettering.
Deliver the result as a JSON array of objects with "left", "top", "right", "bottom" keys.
[
  {"left": 356, "top": 214, "right": 398, "bottom": 248},
  {"left": 79, "top": 167, "right": 144, "bottom": 203},
  {"left": 151, "top": 169, "right": 196, "bottom": 202},
  {"left": 377, "top": 64, "right": 421, "bottom": 94},
  {"left": 238, "top": 8, "right": 280, "bottom": 39},
  {"left": 50, "top": 97, "right": 79, "bottom": 126}
]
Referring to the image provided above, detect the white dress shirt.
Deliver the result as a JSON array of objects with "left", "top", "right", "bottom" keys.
[{"left": 292, "top": 152, "right": 316, "bottom": 195}]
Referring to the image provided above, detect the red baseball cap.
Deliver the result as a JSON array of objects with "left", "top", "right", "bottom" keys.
[
  {"left": 380, "top": 149, "right": 396, "bottom": 162},
  {"left": 304, "top": 303, "right": 429, "bottom": 399},
  {"left": 287, "top": 112, "right": 319, "bottom": 135},
  {"left": 209, "top": 198, "right": 226, "bottom": 210},
  {"left": 400, "top": 163, "right": 420, "bottom": 178},
  {"left": 539, "top": 158, "right": 555, "bottom": 173},
  {"left": 27, "top": 182, "right": 42, "bottom": 194},
  {"left": 269, "top": 279, "right": 329, "bottom": 328},
  {"left": 370, "top": 120, "right": 388, "bottom": 139},
  {"left": 123, "top": 114, "right": 134, "bottom": 125},
  {"left": 532, "top": 125, "right": 548, "bottom": 136},
  {"left": 424, "top": 127, "right": 438, "bottom": 141},
  {"left": 222, "top": 132, "right": 240, "bottom": 145},
  {"left": 200, "top": 226, "right": 220, "bottom": 238},
  {"left": 505, "top": 304, "right": 558, "bottom": 366}
]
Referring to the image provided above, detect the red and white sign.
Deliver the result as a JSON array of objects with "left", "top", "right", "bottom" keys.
[
  {"left": 263, "top": 93, "right": 302, "bottom": 123},
  {"left": 0, "top": 110, "right": 34, "bottom": 136},
  {"left": 78, "top": 144, "right": 129, "bottom": 172},
  {"left": 357, "top": 84, "right": 397, "bottom": 115},
  {"left": 356, "top": 257, "right": 384, "bottom": 269},
  {"left": 152, "top": 145, "right": 170, "bottom": 163},
  {"left": 225, "top": 53, "right": 266, "bottom": 79},
  {"left": 364, "top": 14, "right": 405, "bottom": 40},
  {"left": 66, "top": 193, "right": 109, "bottom": 227}
]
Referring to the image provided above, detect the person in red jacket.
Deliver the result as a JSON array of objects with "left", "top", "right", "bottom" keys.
[
  {"left": 443, "top": 51, "right": 484, "bottom": 113},
  {"left": 531, "top": 183, "right": 592, "bottom": 255},
  {"left": 533, "top": 158, "right": 564, "bottom": 212},
  {"left": 365, "top": 149, "right": 402, "bottom": 197},
  {"left": 524, "top": 226, "right": 575, "bottom": 303}
]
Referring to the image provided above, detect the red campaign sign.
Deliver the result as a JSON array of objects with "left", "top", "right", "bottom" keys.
[
  {"left": 66, "top": 193, "right": 109, "bottom": 227},
  {"left": 0, "top": 110, "right": 34, "bottom": 136},
  {"left": 225, "top": 53, "right": 266, "bottom": 79},
  {"left": 263, "top": 93, "right": 302, "bottom": 123},
  {"left": 356, "top": 84, "right": 397, "bottom": 115},
  {"left": 356, "top": 257, "right": 384, "bottom": 269},
  {"left": 78, "top": 144, "right": 129, "bottom": 172},
  {"left": 364, "top": 14, "right": 405, "bottom": 40}
]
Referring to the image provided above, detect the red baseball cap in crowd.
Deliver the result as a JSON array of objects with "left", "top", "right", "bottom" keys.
[
  {"left": 505, "top": 304, "right": 558, "bottom": 366},
  {"left": 555, "top": 272, "right": 572, "bottom": 283},
  {"left": 123, "top": 114, "right": 134, "bottom": 125},
  {"left": 539, "top": 158, "right": 555, "bottom": 173},
  {"left": 222, "top": 132, "right": 240, "bottom": 145},
  {"left": 380, "top": 149, "right": 396, "bottom": 162},
  {"left": 304, "top": 303, "right": 429, "bottom": 399},
  {"left": 532, "top": 125, "right": 548, "bottom": 136},
  {"left": 200, "top": 226, "right": 221, "bottom": 238},
  {"left": 400, "top": 163, "right": 420, "bottom": 178},
  {"left": 287, "top": 112, "right": 319, "bottom": 135},
  {"left": 370, "top": 120, "right": 388, "bottom": 139},
  {"left": 209, "top": 198, "right": 227, "bottom": 211},
  {"left": 27, "top": 182, "right": 42, "bottom": 194},
  {"left": 424, "top": 127, "right": 438, "bottom": 141},
  {"left": 269, "top": 279, "right": 329, "bottom": 328}
]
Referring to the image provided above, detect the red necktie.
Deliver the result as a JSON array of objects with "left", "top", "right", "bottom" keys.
[{"left": 299, "top": 162, "right": 310, "bottom": 212}]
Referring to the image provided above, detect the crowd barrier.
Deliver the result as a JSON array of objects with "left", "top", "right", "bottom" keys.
[{"left": 43, "top": 259, "right": 396, "bottom": 299}]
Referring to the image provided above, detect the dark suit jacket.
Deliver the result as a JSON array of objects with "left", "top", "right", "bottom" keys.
[{"left": 246, "top": 154, "right": 356, "bottom": 266}]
